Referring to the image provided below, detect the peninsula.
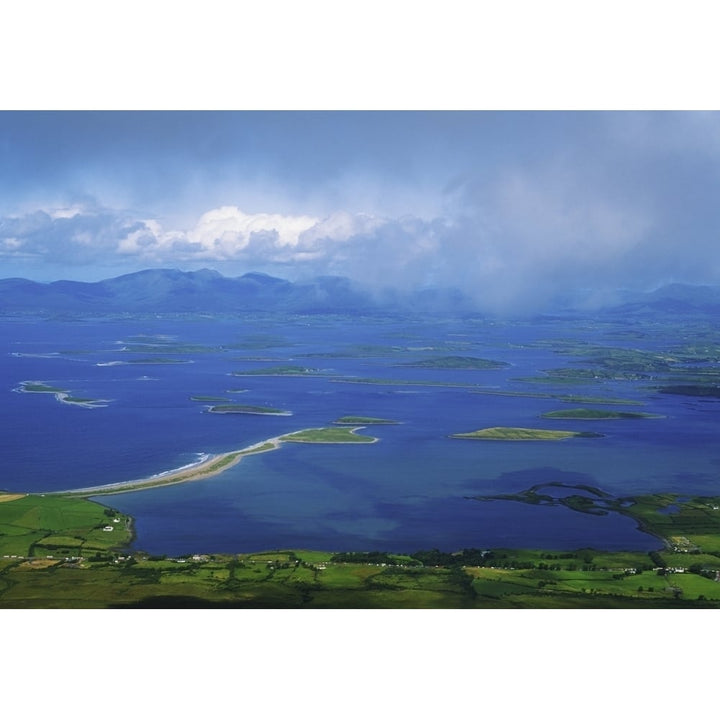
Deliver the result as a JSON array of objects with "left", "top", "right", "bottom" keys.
[{"left": 55, "top": 426, "right": 378, "bottom": 496}]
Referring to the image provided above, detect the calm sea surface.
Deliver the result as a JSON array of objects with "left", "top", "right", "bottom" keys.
[{"left": 2, "top": 313, "right": 718, "bottom": 555}]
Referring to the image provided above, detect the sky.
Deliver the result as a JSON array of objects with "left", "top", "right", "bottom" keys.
[{"left": 2, "top": 110, "right": 720, "bottom": 312}]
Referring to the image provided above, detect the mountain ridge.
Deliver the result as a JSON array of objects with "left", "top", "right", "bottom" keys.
[{"left": 2, "top": 268, "right": 720, "bottom": 316}]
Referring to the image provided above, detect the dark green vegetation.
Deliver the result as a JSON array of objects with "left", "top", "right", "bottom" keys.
[
  {"left": 124, "top": 357, "right": 192, "bottom": 364},
  {"left": 3, "top": 489, "right": 720, "bottom": 608},
  {"left": 208, "top": 404, "right": 291, "bottom": 415},
  {"left": 231, "top": 365, "right": 330, "bottom": 376},
  {"left": 397, "top": 355, "right": 509, "bottom": 369},
  {"left": 281, "top": 427, "right": 377, "bottom": 443},
  {"left": 332, "top": 377, "right": 480, "bottom": 388},
  {"left": 120, "top": 342, "right": 218, "bottom": 354},
  {"left": 471, "top": 389, "right": 644, "bottom": 405},
  {"left": 451, "top": 427, "right": 603, "bottom": 441},
  {"left": 541, "top": 408, "right": 664, "bottom": 420},
  {"left": 333, "top": 416, "right": 398, "bottom": 425},
  {"left": 517, "top": 339, "right": 720, "bottom": 394},
  {"left": 18, "top": 381, "right": 66, "bottom": 394},
  {"left": 658, "top": 385, "right": 720, "bottom": 398}
]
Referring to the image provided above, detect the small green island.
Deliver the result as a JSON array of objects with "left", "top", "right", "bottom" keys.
[
  {"left": 282, "top": 427, "right": 377, "bottom": 443},
  {"left": 125, "top": 357, "right": 193, "bottom": 365},
  {"left": 398, "top": 355, "right": 509, "bottom": 370},
  {"left": 541, "top": 408, "right": 665, "bottom": 420},
  {"left": 451, "top": 427, "right": 603, "bottom": 441},
  {"left": 15, "top": 381, "right": 110, "bottom": 409},
  {"left": 333, "top": 416, "right": 398, "bottom": 425},
  {"left": 231, "top": 365, "right": 328, "bottom": 377},
  {"left": 208, "top": 404, "right": 292, "bottom": 416}
]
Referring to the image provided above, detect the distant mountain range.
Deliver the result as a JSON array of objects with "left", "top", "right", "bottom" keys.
[
  {"left": 2, "top": 268, "right": 720, "bottom": 316},
  {"left": 0, "top": 268, "right": 474, "bottom": 315},
  {"left": 609, "top": 283, "right": 720, "bottom": 315}
]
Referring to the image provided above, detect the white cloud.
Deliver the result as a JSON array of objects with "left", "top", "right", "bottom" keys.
[
  {"left": 49, "top": 206, "right": 83, "bottom": 219},
  {"left": 187, "top": 207, "right": 318, "bottom": 256}
]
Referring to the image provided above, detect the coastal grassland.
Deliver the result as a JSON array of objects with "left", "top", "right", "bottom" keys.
[
  {"left": 541, "top": 408, "right": 665, "bottom": 420},
  {"left": 0, "top": 493, "right": 131, "bottom": 558},
  {"left": 472, "top": 485, "right": 720, "bottom": 562},
  {"left": 622, "top": 495, "right": 720, "bottom": 545},
  {"left": 451, "top": 427, "right": 602, "bottom": 441},
  {"left": 3, "top": 501, "right": 720, "bottom": 607},
  {"left": 281, "top": 427, "right": 377, "bottom": 443},
  {"left": 333, "top": 416, "right": 398, "bottom": 425},
  {"left": 664, "top": 572, "right": 720, "bottom": 601}
]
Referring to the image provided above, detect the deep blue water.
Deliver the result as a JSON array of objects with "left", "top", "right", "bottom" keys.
[{"left": 2, "top": 312, "right": 719, "bottom": 555}]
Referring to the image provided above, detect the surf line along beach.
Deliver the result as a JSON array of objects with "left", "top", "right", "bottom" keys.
[{"left": 52, "top": 427, "right": 378, "bottom": 497}]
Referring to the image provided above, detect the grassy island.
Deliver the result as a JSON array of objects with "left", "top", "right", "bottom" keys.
[
  {"left": 398, "top": 355, "right": 509, "bottom": 370},
  {"left": 125, "top": 357, "right": 193, "bottom": 365},
  {"left": 281, "top": 427, "right": 377, "bottom": 443},
  {"left": 658, "top": 385, "right": 720, "bottom": 398},
  {"left": 333, "top": 416, "right": 398, "bottom": 425},
  {"left": 451, "top": 427, "right": 603, "bottom": 441},
  {"left": 541, "top": 408, "right": 665, "bottom": 420},
  {"left": 18, "top": 381, "right": 67, "bottom": 394},
  {"left": 208, "top": 404, "right": 291, "bottom": 416},
  {"left": 231, "top": 365, "right": 328, "bottom": 377},
  {"left": 15, "top": 381, "right": 109, "bottom": 408}
]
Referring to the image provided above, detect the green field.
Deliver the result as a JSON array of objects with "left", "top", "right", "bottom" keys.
[
  {"left": 451, "top": 427, "right": 603, "bottom": 441},
  {"left": 3, "top": 487, "right": 720, "bottom": 608},
  {"left": 0, "top": 493, "right": 132, "bottom": 558}
]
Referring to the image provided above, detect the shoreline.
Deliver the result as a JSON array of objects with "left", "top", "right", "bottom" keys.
[
  {"left": 15, "top": 381, "right": 110, "bottom": 409},
  {"left": 52, "top": 426, "right": 376, "bottom": 497},
  {"left": 55, "top": 436, "right": 284, "bottom": 497}
]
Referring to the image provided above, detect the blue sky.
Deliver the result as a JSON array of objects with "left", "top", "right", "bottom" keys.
[{"left": 2, "top": 111, "right": 720, "bottom": 311}]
